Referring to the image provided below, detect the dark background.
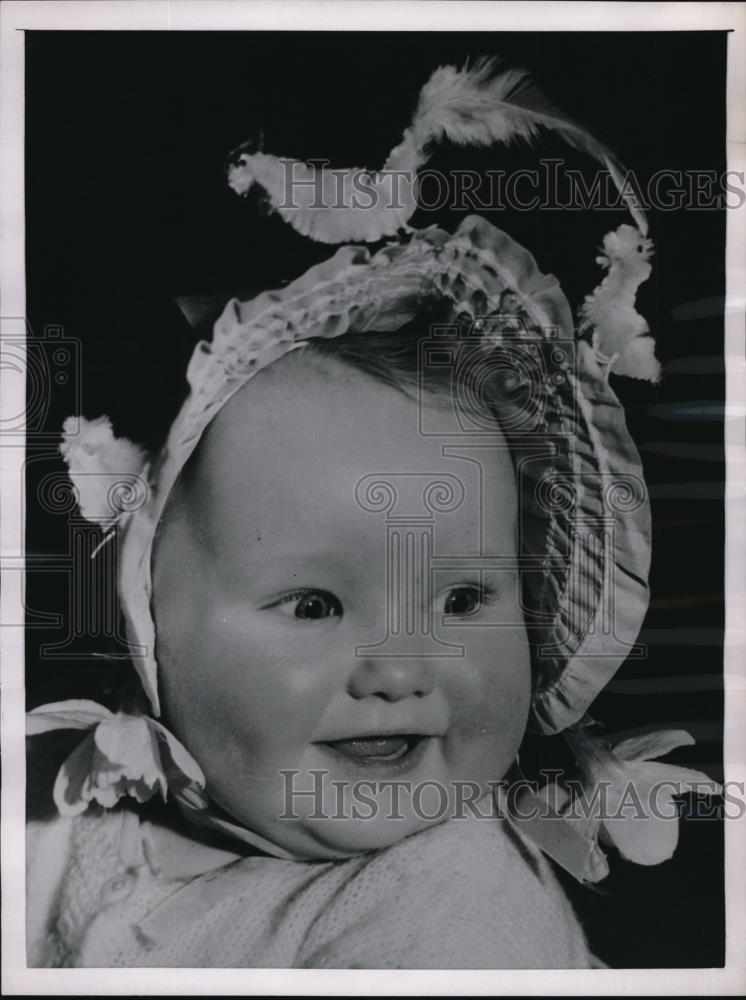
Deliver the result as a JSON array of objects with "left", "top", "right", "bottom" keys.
[{"left": 25, "top": 31, "right": 727, "bottom": 967}]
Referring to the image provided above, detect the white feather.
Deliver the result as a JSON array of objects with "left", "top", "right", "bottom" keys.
[
  {"left": 579, "top": 224, "right": 660, "bottom": 383},
  {"left": 227, "top": 58, "right": 648, "bottom": 243},
  {"left": 408, "top": 58, "right": 647, "bottom": 234},
  {"left": 59, "top": 415, "right": 149, "bottom": 525}
]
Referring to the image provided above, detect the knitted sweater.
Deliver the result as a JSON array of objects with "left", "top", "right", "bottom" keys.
[{"left": 27, "top": 802, "right": 594, "bottom": 968}]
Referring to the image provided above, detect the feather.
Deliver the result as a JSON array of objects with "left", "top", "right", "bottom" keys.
[
  {"left": 227, "top": 57, "right": 647, "bottom": 243},
  {"left": 228, "top": 151, "right": 415, "bottom": 243},
  {"left": 407, "top": 57, "right": 647, "bottom": 234},
  {"left": 579, "top": 224, "right": 660, "bottom": 383},
  {"left": 59, "top": 415, "right": 149, "bottom": 526}
]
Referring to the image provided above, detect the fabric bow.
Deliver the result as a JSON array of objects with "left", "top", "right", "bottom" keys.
[
  {"left": 26, "top": 701, "right": 207, "bottom": 816},
  {"left": 565, "top": 726, "right": 721, "bottom": 869},
  {"left": 514, "top": 727, "right": 721, "bottom": 883}
]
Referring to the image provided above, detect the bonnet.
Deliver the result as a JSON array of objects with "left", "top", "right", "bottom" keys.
[{"left": 28, "top": 58, "right": 719, "bottom": 880}]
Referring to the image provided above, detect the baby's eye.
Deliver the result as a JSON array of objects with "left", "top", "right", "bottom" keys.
[
  {"left": 269, "top": 589, "right": 343, "bottom": 622},
  {"left": 440, "top": 585, "right": 489, "bottom": 617}
]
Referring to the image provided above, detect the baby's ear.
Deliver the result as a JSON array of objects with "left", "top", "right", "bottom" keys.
[{"left": 59, "top": 415, "right": 150, "bottom": 528}]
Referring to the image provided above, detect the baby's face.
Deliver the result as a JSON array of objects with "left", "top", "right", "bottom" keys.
[{"left": 153, "top": 354, "right": 531, "bottom": 859}]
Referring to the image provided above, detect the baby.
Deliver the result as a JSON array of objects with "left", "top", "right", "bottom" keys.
[
  {"left": 27, "top": 315, "right": 597, "bottom": 967},
  {"left": 26, "top": 59, "right": 712, "bottom": 970},
  {"left": 152, "top": 328, "right": 532, "bottom": 861}
]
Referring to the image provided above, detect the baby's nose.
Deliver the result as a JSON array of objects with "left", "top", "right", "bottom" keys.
[{"left": 346, "top": 655, "right": 435, "bottom": 702}]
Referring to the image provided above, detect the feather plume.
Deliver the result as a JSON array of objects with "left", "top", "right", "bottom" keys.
[
  {"left": 227, "top": 57, "right": 647, "bottom": 243},
  {"left": 579, "top": 224, "right": 660, "bottom": 383},
  {"left": 59, "top": 415, "right": 149, "bottom": 526},
  {"left": 409, "top": 58, "right": 647, "bottom": 234}
]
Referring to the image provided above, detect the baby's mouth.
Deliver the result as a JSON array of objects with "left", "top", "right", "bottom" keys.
[{"left": 321, "top": 734, "right": 426, "bottom": 761}]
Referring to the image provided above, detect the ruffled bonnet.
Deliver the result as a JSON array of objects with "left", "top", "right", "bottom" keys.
[{"left": 29, "top": 58, "right": 719, "bottom": 881}]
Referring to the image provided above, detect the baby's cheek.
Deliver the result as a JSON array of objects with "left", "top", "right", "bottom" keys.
[
  {"left": 443, "top": 626, "right": 531, "bottom": 762},
  {"left": 194, "top": 611, "right": 339, "bottom": 736}
]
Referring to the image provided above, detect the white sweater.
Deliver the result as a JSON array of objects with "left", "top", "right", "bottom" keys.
[{"left": 27, "top": 804, "right": 594, "bottom": 968}]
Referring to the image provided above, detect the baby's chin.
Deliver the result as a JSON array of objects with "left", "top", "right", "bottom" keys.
[{"left": 228, "top": 781, "right": 499, "bottom": 861}]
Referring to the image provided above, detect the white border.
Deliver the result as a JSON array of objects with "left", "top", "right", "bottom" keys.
[{"left": 2, "top": 1, "right": 745, "bottom": 995}]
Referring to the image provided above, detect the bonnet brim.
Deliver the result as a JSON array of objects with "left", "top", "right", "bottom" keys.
[{"left": 111, "top": 214, "right": 651, "bottom": 735}]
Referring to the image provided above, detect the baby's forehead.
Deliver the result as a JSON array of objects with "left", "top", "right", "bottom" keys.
[
  {"left": 194, "top": 351, "right": 420, "bottom": 484},
  {"left": 162, "top": 349, "right": 518, "bottom": 561}
]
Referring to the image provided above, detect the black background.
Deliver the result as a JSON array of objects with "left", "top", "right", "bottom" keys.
[{"left": 25, "top": 30, "right": 727, "bottom": 967}]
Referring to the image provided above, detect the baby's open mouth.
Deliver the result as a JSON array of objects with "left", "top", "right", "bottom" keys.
[{"left": 321, "top": 734, "right": 426, "bottom": 761}]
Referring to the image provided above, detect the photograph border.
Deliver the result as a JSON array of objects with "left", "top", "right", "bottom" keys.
[{"left": 2, "top": 1, "right": 745, "bottom": 994}]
